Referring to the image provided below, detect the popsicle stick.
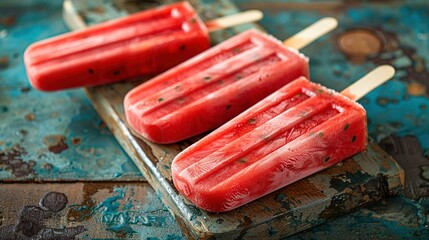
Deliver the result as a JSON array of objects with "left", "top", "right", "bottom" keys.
[
  {"left": 283, "top": 17, "right": 338, "bottom": 50},
  {"left": 341, "top": 65, "right": 395, "bottom": 101},
  {"left": 205, "top": 10, "right": 263, "bottom": 32},
  {"left": 63, "top": 0, "right": 88, "bottom": 30}
]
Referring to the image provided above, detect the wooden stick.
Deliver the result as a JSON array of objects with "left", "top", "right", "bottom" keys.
[
  {"left": 205, "top": 10, "right": 263, "bottom": 32},
  {"left": 281, "top": 19, "right": 393, "bottom": 101},
  {"left": 283, "top": 17, "right": 338, "bottom": 50},
  {"left": 341, "top": 65, "right": 395, "bottom": 101},
  {"left": 63, "top": 0, "right": 88, "bottom": 30}
]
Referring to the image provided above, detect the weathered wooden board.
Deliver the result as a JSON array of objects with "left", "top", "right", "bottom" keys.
[
  {"left": 63, "top": 0, "right": 405, "bottom": 238},
  {"left": 87, "top": 82, "right": 405, "bottom": 239},
  {"left": 4, "top": 0, "right": 429, "bottom": 238}
]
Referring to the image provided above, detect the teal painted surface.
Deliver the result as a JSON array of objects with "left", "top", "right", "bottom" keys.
[
  {"left": 1, "top": 0, "right": 428, "bottom": 239},
  {"left": 231, "top": 0, "right": 429, "bottom": 238},
  {"left": 233, "top": 0, "right": 429, "bottom": 151},
  {"left": 0, "top": 183, "right": 185, "bottom": 239},
  {"left": 0, "top": 1, "right": 142, "bottom": 180},
  {"left": 72, "top": 185, "right": 184, "bottom": 239},
  {"left": 290, "top": 196, "right": 429, "bottom": 239}
]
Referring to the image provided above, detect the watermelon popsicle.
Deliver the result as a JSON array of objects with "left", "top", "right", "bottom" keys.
[
  {"left": 124, "top": 18, "right": 338, "bottom": 144},
  {"left": 172, "top": 65, "right": 395, "bottom": 212},
  {"left": 24, "top": 1, "right": 263, "bottom": 91}
]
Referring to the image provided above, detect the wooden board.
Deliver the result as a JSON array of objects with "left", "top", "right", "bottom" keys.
[
  {"left": 64, "top": 0, "right": 404, "bottom": 238},
  {"left": 86, "top": 82, "right": 403, "bottom": 239}
]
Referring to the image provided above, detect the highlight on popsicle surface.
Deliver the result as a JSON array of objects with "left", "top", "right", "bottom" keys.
[
  {"left": 24, "top": 1, "right": 263, "bottom": 91},
  {"left": 124, "top": 17, "right": 338, "bottom": 144},
  {"left": 171, "top": 65, "right": 395, "bottom": 212}
]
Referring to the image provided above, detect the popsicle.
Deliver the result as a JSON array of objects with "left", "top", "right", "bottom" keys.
[
  {"left": 124, "top": 18, "right": 338, "bottom": 144},
  {"left": 24, "top": 1, "right": 263, "bottom": 91},
  {"left": 171, "top": 65, "right": 395, "bottom": 212}
]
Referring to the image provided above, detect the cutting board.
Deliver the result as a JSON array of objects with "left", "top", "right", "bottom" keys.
[{"left": 63, "top": 0, "right": 404, "bottom": 238}]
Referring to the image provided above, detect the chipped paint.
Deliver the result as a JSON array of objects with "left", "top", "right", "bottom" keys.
[
  {"left": 329, "top": 171, "right": 372, "bottom": 193},
  {"left": 380, "top": 135, "right": 429, "bottom": 199},
  {"left": 0, "top": 190, "right": 86, "bottom": 239},
  {"left": 1, "top": 0, "right": 429, "bottom": 239},
  {"left": 287, "top": 196, "right": 429, "bottom": 240},
  {"left": 320, "top": 174, "right": 389, "bottom": 219},
  {"left": 0, "top": 183, "right": 184, "bottom": 239},
  {"left": 0, "top": 0, "right": 142, "bottom": 181},
  {"left": 76, "top": 0, "right": 407, "bottom": 238},
  {"left": 43, "top": 135, "right": 69, "bottom": 154},
  {"left": 66, "top": 183, "right": 181, "bottom": 238},
  {"left": 0, "top": 145, "right": 35, "bottom": 178},
  {"left": 234, "top": 0, "right": 429, "bottom": 153}
]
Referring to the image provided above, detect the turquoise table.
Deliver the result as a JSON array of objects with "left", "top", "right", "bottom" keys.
[{"left": 0, "top": 0, "right": 428, "bottom": 239}]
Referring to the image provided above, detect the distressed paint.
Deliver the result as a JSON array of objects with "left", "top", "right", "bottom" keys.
[
  {"left": 1, "top": 0, "right": 429, "bottom": 239},
  {"left": 0, "top": 0, "right": 142, "bottom": 181},
  {"left": 68, "top": 0, "right": 406, "bottom": 238},
  {"left": 0, "top": 183, "right": 184, "bottom": 239},
  {"left": 289, "top": 196, "right": 429, "bottom": 240},
  {"left": 61, "top": 2, "right": 426, "bottom": 237},
  {"left": 380, "top": 135, "right": 429, "bottom": 199},
  {"left": 234, "top": 0, "right": 429, "bottom": 199},
  {"left": 234, "top": 0, "right": 429, "bottom": 145}
]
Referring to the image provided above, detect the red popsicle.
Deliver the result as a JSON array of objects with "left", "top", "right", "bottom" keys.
[
  {"left": 124, "top": 18, "right": 338, "bottom": 144},
  {"left": 171, "top": 66, "right": 395, "bottom": 212},
  {"left": 24, "top": 1, "right": 262, "bottom": 91}
]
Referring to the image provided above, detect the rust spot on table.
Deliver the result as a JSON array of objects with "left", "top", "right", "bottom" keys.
[
  {"left": 407, "top": 82, "right": 426, "bottom": 96},
  {"left": 0, "top": 16, "right": 17, "bottom": 26},
  {"left": 43, "top": 135, "right": 69, "bottom": 154},
  {"left": 72, "top": 137, "right": 82, "bottom": 145},
  {"left": 0, "top": 56, "right": 9, "bottom": 69},
  {"left": 336, "top": 28, "right": 384, "bottom": 63},
  {"left": 67, "top": 182, "right": 115, "bottom": 222},
  {"left": 0, "top": 145, "right": 35, "bottom": 177},
  {"left": 24, "top": 113, "right": 35, "bottom": 121}
]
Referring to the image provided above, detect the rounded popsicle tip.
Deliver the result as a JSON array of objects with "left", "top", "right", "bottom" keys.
[
  {"left": 246, "top": 10, "right": 264, "bottom": 21},
  {"left": 23, "top": 44, "right": 48, "bottom": 91},
  {"left": 376, "top": 65, "right": 396, "bottom": 80},
  {"left": 341, "top": 65, "right": 396, "bottom": 101},
  {"left": 319, "top": 17, "right": 338, "bottom": 31}
]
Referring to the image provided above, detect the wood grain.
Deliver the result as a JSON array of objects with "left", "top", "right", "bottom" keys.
[
  {"left": 84, "top": 80, "right": 403, "bottom": 239},
  {"left": 67, "top": 0, "right": 405, "bottom": 238}
]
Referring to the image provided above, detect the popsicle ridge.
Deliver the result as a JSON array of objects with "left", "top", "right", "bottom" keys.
[
  {"left": 125, "top": 29, "right": 309, "bottom": 143},
  {"left": 172, "top": 77, "right": 367, "bottom": 212},
  {"left": 213, "top": 106, "right": 365, "bottom": 210},
  {"left": 171, "top": 77, "right": 310, "bottom": 170},
  {"left": 132, "top": 47, "right": 280, "bottom": 117},
  {"left": 28, "top": 14, "right": 189, "bottom": 63},
  {"left": 25, "top": 2, "right": 210, "bottom": 91},
  {"left": 178, "top": 94, "right": 337, "bottom": 185},
  {"left": 124, "top": 39, "right": 256, "bottom": 105}
]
